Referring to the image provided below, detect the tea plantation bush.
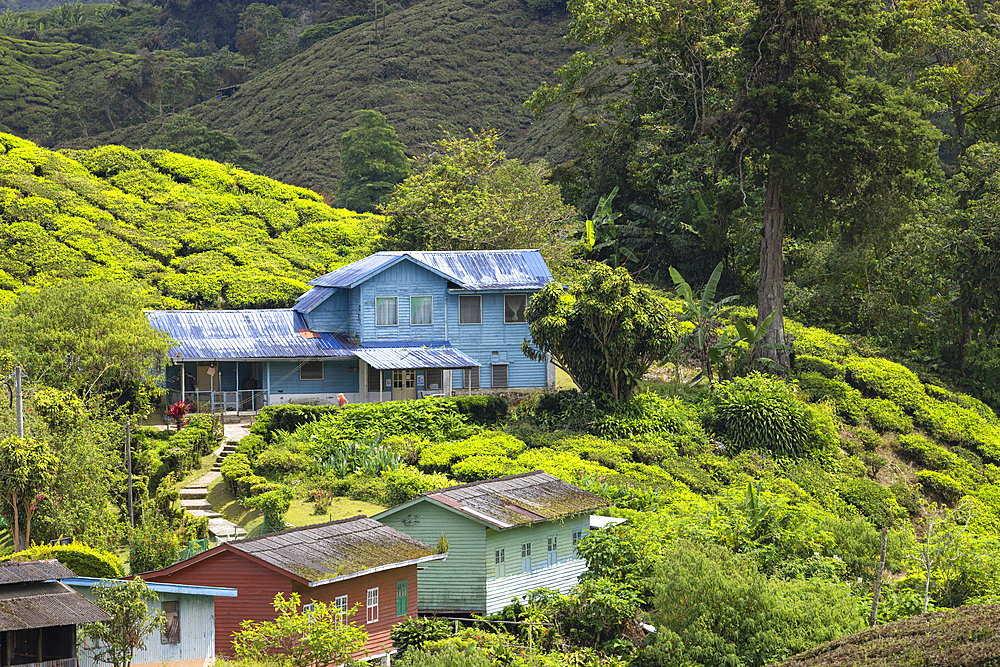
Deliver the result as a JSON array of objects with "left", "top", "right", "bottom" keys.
[{"left": 7, "top": 542, "right": 122, "bottom": 578}]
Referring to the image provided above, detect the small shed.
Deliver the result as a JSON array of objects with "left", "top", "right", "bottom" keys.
[
  {"left": 65, "top": 579, "right": 237, "bottom": 667},
  {"left": 373, "top": 471, "right": 608, "bottom": 614},
  {"left": 0, "top": 560, "right": 110, "bottom": 667},
  {"left": 137, "top": 517, "right": 446, "bottom": 660}
]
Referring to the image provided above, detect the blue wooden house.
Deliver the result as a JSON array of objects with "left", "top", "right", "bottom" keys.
[{"left": 147, "top": 250, "right": 555, "bottom": 410}]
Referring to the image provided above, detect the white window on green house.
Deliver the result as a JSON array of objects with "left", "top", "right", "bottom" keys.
[
  {"left": 494, "top": 548, "right": 505, "bottom": 578},
  {"left": 376, "top": 297, "right": 398, "bottom": 325},
  {"left": 410, "top": 295, "right": 433, "bottom": 325},
  {"left": 572, "top": 529, "right": 583, "bottom": 555},
  {"left": 547, "top": 536, "right": 557, "bottom": 567},
  {"left": 521, "top": 542, "right": 531, "bottom": 574}
]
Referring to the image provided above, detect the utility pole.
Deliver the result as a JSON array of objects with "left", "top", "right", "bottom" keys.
[
  {"left": 14, "top": 366, "right": 24, "bottom": 439},
  {"left": 126, "top": 417, "right": 134, "bottom": 529}
]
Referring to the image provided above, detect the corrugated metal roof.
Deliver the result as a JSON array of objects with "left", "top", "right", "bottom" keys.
[
  {"left": 293, "top": 286, "right": 337, "bottom": 314},
  {"left": 146, "top": 309, "right": 359, "bottom": 361},
  {"left": 355, "top": 345, "right": 480, "bottom": 370},
  {"left": 308, "top": 250, "right": 553, "bottom": 291},
  {"left": 423, "top": 471, "right": 607, "bottom": 531},
  {"left": 0, "top": 560, "right": 77, "bottom": 584},
  {"left": 230, "top": 517, "right": 438, "bottom": 584},
  {"left": 63, "top": 578, "right": 239, "bottom": 598},
  {"left": 0, "top": 581, "right": 111, "bottom": 630}
]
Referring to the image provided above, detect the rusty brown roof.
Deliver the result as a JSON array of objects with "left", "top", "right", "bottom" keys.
[
  {"left": 230, "top": 516, "right": 441, "bottom": 586},
  {"left": 0, "top": 560, "right": 77, "bottom": 584},
  {"left": 0, "top": 581, "right": 111, "bottom": 630},
  {"left": 423, "top": 471, "right": 608, "bottom": 530}
]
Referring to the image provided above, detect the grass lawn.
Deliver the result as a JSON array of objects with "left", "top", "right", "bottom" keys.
[
  {"left": 554, "top": 366, "right": 578, "bottom": 391},
  {"left": 206, "top": 477, "right": 385, "bottom": 538}
]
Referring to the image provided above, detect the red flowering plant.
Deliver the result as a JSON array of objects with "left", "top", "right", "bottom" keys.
[{"left": 165, "top": 401, "right": 193, "bottom": 431}]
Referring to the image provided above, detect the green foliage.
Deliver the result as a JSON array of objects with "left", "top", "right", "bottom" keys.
[
  {"left": 235, "top": 433, "right": 267, "bottom": 462},
  {"left": 836, "top": 478, "right": 907, "bottom": 528},
  {"left": 391, "top": 616, "right": 453, "bottom": 657},
  {"left": 382, "top": 467, "right": 451, "bottom": 506},
  {"left": 441, "top": 395, "right": 509, "bottom": 426},
  {"left": 315, "top": 433, "right": 403, "bottom": 477},
  {"left": 863, "top": 397, "right": 914, "bottom": 433},
  {"left": 797, "top": 372, "right": 866, "bottom": 426},
  {"left": 556, "top": 578, "right": 641, "bottom": 651},
  {"left": 396, "top": 642, "right": 492, "bottom": 667},
  {"left": 129, "top": 512, "right": 179, "bottom": 574},
  {"left": 0, "top": 280, "right": 174, "bottom": 409},
  {"left": 911, "top": 398, "right": 1000, "bottom": 462},
  {"left": 221, "top": 452, "right": 253, "bottom": 495},
  {"left": 795, "top": 354, "right": 846, "bottom": 380},
  {"left": 31, "top": 387, "right": 84, "bottom": 433},
  {"left": 644, "top": 540, "right": 865, "bottom": 667},
  {"left": 334, "top": 110, "right": 410, "bottom": 213},
  {"left": 80, "top": 579, "right": 164, "bottom": 667},
  {"left": 705, "top": 373, "right": 815, "bottom": 458},
  {"left": 593, "top": 392, "right": 711, "bottom": 445},
  {"left": 533, "top": 390, "right": 600, "bottom": 431},
  {"left": 381, "top": 129, "right": 576, "bottom": 272},
  {"left": 523, "top": 264, "right": 677, "bottom": 402},
  {"left": 243, "top": 485, "right": 293, "bottom": 530},
  {"left": 250, "top": 405, "right": 338, "bottom": 444},
  {"left": 419, "top": 431, "right": 527, "bottom": 473},
  {"left": 895, "top": 433, "right": 956, "bottom": 470},
  {"left": 147, "top": 116, "right": 261, "bottom": 172},
  {"left": 786, "top": 322, "right": 853, "bottom": 361},
  {"left": 916, "top": 470, "right": 965, "bottom": 503},
  {"left": 7, "top": 541, "right": 122, "bottom": 577},
  {"left": 254, "top": 446, "right": 311, "bottom": 473},
  {"left": 233, "top": 592, "right": 367, "bottom": 667},
  {"left": 0, "top": 435, "right": 56, "bottom": 550},
  {"left": 844, "top": 356, "right": 928, "bottom": 411}
]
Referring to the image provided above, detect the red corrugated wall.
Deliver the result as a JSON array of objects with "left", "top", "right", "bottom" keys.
[{"left": 142, "top": 549, "right": 420, "bottom": 658}]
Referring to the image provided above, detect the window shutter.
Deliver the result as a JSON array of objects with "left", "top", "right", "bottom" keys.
[{"left": 492, "top": 364, "right": 508, "bottom": 388}]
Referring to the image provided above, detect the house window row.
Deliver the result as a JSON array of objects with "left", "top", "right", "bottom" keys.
[
  {"left": 300, "top": 583, "right": 408, "bottom": 627},
  {"left": 491, "top": 536, "right": 572, "bottom": 579},
  {"left": 374, "top": 295, "right": 528, "bottom": 326}
]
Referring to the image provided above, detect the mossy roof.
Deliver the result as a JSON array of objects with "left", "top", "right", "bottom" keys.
[
  {"left": 423, "top": 470, "right": 608, "bottom": 531},
  {"left": 0, "top": 580, "right": 110, "bottom": 631},
  {"left": 0, "top": 559, "right": 76, "bottom": 584},
  {"left": 230, "top": 516, "right": 438, "bottom": 585}
]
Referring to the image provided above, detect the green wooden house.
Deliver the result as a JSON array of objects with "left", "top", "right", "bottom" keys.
[{"left": 373, "top": 471, "right": 608, "bottom": 614}]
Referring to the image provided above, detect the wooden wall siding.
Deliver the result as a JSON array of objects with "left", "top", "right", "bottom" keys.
[
  {"left": 377, "top": 501, "right": 487, "bottom": 612},
  {"left": 358, "top": 263, "right": 449, "bottom": 341},
  {"left": 305, "top": 289, "right": 352, "bottom": 334},
  {"left": 347, "top": 285, "right": 363, "bottom": 338},
  {"left": 449, "top": 345, "right": 547, "bottom": 390},
  {"left": 484, "top": 514, "right": 591, "bottom": 579},
  {"left": 142, "top": 550, "right": 294, "bottom": 657},
  {"left": 268, "top": 359, "right": 359, "bottom": 395},
  {"left": 485, "top": 559, "right": 587, "bottom": 614},
  {"left": 292, "top": 566, "right": 419, "bottom": 657},
  {"left": 74, "top": 591, "right": 216, "bottom": 667}
]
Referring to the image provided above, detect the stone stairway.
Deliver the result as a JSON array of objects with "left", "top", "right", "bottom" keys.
[{"left": 179, "top": 430, "right": 248, "bottom": 543}]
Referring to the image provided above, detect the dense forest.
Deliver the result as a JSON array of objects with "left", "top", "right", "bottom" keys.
[{"left": 2, "top": 0, "right": 1000, "bottom": 664}]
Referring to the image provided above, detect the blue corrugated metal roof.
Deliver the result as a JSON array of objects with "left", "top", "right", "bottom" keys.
[
  {"left": 293, "top": 286, "right": 337, "bottom": 314},
  {"left": 146, "top": 310, "right": 356, "bottom": 361},
  {"left": 355, "top": 345, "right": 480, "bottom": 370},
  {"left": 63, "top": 578, "right": 238, "bottom": 598},
  {"left": 308, "top": 250, "right": 553, "bottom": 291}
]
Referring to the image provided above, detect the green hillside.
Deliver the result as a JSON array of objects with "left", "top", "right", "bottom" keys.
[
  {"left": 0, "top": 132, "right": 378, "bottom": 308},
  {"left": 62, "top": 0, "right": 579, "bottom": 196}
]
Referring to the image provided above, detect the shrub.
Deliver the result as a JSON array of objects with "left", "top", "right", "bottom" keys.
[
  {"left": 255, "top": 446, "right": 311, "bottom": 473},
  {"left": 390, "top": 617, "right": 453, "bottom": 656},
  {"left": 452, "top": 456, "right": 531, "bottom": 481},
  {"left": 221, "top": 453, "right": 253, "bottom": 494},
  {"left": 244, "top": 486, "right": 293, "bottom": 530},
  {"left": 442, "top": 395, "right": 509, "bottom": 426},
  {"left": 890, "top": 483, "right": 921, "bottom": 516},
  {"left": 704, "top": 373, "right": 815, "bottom": 458},
  {"left": 316, "top": 433, "right": 403, "bottom": 477},
  {"left": 916, "top": 470, "right": 964, "bottom": 503},
  {"left": 855, "top": 426, "right": 882, "bottom": 452},
  {"left": 236, "top": 433, "right": 267, "bottom": 463},
  {"left": 7, "top": 542, "right": 122, "bottom": 577},
  {"left": 533, "top": 390, "right": 599, "bottom": 431},
  {"left": 925, "top": 383, "right": 1000, "bottom": 425},
  {"left": 844, "top": 357, "right": 927, "bottom": 412},
  {"left": 250, "top": 404, "right": 338, "bottom": 443},
  {"left": 836, "top": 478, "right": 906, "bottom": 528},
  {"left": 862, "top": 398, "right": 913, "bottom": 433},
  {"left": 344, "top": 474, "right": 389, "bottom": 505},
  {"left": 382, "top": 467, "right": 452, "bottom": 506},
  {"left": 912, "top": 399, "right": 1000, "bottom": 462},
  {"left": 894, "top": 433, "right": 955, "bottom": 470},
  {"left": 553, "top": 435, "right": 632, "bottom": 469},
  {"left": 592, "top": 393, "right": 710, "bottom": 447},
  {"left": 795, "top": 354, "right": 846, "bottom": 380},
  {"left": 797, "top": 372, "right": 866, "bottom": 425},
  {"left": 129, "top": 514, "right": 180, "bottom": 574},
  {"left": 418, "top": 432, "right": 525, "bottom": 474},
  {"left": 786, "top": 321, "right": 852, "bottom": 360}
]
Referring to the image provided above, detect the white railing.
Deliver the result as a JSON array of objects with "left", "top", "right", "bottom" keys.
[{"left": 166, "top": 389, "right": 266, "bottom": 413}]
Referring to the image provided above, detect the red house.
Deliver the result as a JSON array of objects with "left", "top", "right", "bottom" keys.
[{"left": 137, "top": 517, "right": 445, "bottom": 661}]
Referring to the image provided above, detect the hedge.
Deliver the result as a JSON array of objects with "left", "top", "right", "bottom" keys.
[{"left": 7, "top": 542, "right": 123, "bottom": 578}]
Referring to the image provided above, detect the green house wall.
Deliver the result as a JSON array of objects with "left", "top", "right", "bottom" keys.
[
  {"left": 377, "top": 500, "right": 593, "bottom": 614},
  {"left": 376, "top": 500, "right": 487, "bottom": 613}
]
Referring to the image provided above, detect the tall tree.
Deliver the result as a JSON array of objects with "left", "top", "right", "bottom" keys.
[
  {"left": 522, "top": 263, "right": 676, "bottom": 402},
  {"left": 0, "top": 436, "right": 56, "bottom": 550},
  {"left": 334, "top": 110, "right": 410, "bottom": 213}
]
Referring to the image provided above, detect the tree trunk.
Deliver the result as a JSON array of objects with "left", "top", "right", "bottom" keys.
[
  {"left": 869, "top": 525, "right": 889, "bottom": 626},
  {"left": 11, "top": 491, "right": 21, "bottom": 552},
  {"left": 756, "top": 172, "right": 790, "bottom": 368}
]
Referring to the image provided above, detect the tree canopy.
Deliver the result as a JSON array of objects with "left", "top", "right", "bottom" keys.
[
  {"left": 334, "top": 110, "right": 410, "bottom": 214},
  {"left": 523, "top": 263, "right": 676, "bottom": 402}
]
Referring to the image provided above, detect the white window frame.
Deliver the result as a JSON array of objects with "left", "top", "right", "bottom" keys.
[
  {"left": 366, "top": 587, "right": 379, "bottom": 624},
  {"left": 504, "top": 293, "right": 528, "bottom": 324},
  {"left": 334, "top": 594, "right": 348, "bottom": 625},
  {"left": 458, "top": 295, "right": 482, "bottom": 324},
  {"left": 299, "top": 360, "right": 324, "bottom": 381},
  {"left": 410, "top": 295, "right": 434, "bottom": 325},
  {"left": 160, "top": 600, "right": 180, "bottom": 645},
  {"left": 375, "top": 296, "right": 398, "bottom": 326}
]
